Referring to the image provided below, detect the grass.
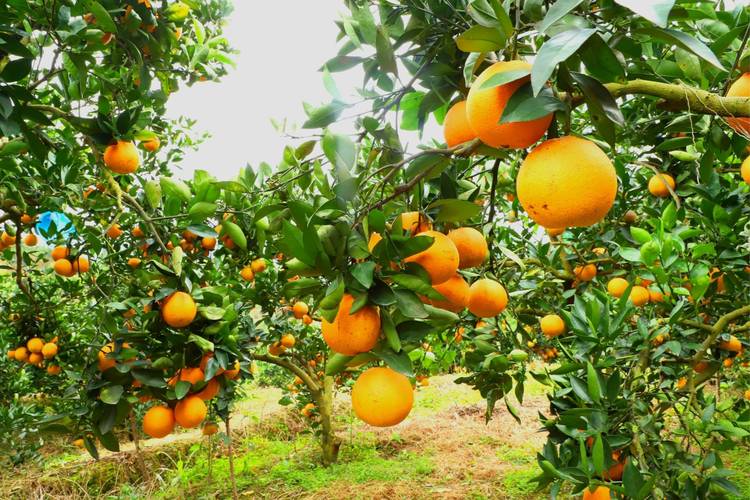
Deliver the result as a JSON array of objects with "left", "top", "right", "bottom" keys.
[{"left": 725, "top": 447, "right": 750, "bottom": 499}]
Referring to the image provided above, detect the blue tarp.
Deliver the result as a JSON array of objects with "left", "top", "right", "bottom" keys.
[{"left": 35, "top": 211, "right": 76, "bottom": 237}]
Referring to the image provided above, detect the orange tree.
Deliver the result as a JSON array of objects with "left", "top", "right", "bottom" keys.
[{"left": 5, "top": 0, "right": 750, "bottom": 499}]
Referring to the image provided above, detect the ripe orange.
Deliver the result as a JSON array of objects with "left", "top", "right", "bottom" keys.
[
  {"left": 693, "top": 361, "right": 710, "bottom": 374},
  {"left": 466, "top": 60, "right": 552, "bottom": 149},
  {"left": 676, "top": 376, "right": 688, "bottom": 389},
  {"left": 400, "top": 212, "right": 432, "bottom": 235},
  {"left": 546, "top": 227, "right": 565, "bottom": 237},
  {"left": 280, "top": 333, "right": 296, "bottom": 348},
  {"left": 240, "top": 266, "right": 254, "bottom": 281},
  {"left": 574, "top": 264, "right": 597, "bottom": 282},
  {"left": 428, "top": 274, "right": 470, "bottom": 312},
  {"left": 51, "top": 246, "right": 69, "bottom": 261},
  {"left": 196, "top": 378, "right": 220, "bottom": 401},
  {"left": 127, "top": 257, "right": 142, "bottom": 268},
  {"left": 47, "top": 365, "right": 61, "bottom": 375},
  {"left": 648, "top": 173, "right": 675, "bottom": 198},
  {"left": 368, "top": 231, "right": 383, "bottom": 252},
  {"left": 251, "top": 258, "right": 267, "bottom": 273},
  {"left": 540, "top": 314, "right": 565, "bottom": 338},
  {"left": 103, "top": 140, "right": 140, "bottom": 174},
  {"left": 0, "top": 232, "right": 15, "bottom": 246},
  {"left": 174, "top": 395, "right": 207, "bottom": 428},
  {"left": 741, "top": 157, "right": 750, "bottom": 184},
  {"left": 202, "top": 422, "right": 219, "bottom": 436},
  {"left": 20, "top": 214, "right": 34, "bottom": 224},
  {"left": 73, "top": 438, "right": 85, "bottom": 448},
  {"left": 726, "top": 73, "right": 750, "bottom": 135},
  {"left": 132, "top": 226, "right": 145, "bottom": 238},
  {"left": 14, "top": 347, "right": 28, "bottom": 362},
  {"left": 351, "top": 367, "right": 413, "bottom": 427},
  {"left": 467, "top": 279, "right": 508, "bottom": 317},
  {"left": 443, "top": 100, "right": 477, "bottom": 147},
  {"left": 630, "top": 286, "right": 650, "bottom": 306},
  {"left": 517, "top": 136, "right": 617, "bottom": 228},
  {"left": 7, "top": 349, "right": 14, "bottom": 359},
  {"left": 724, "top": 358, "right": 734, "bottom": 368},
  {"left": 303, "top": 314, "right": 313, "bottom": 325},
  {"left": 142, "top": 405, "right": 175, "bottom": 438},
  {"left": 28, "top": 352, "right": 43, "bottom": 365},
  {"left": 224, "top": 360, "right": 240, "bottom": 379},
  {"left": 42, "top": 342, "right": 58, "bottom": 359},
  {"left": 161, "top": 291, "right": 197, "bottom": 328},
  {"left": 447, "top": 227, "right": 488, "bottom": 269},
  {"left": 404, "top": 230, "right": 459, "bottom": 285},
  {"left": 23, "top": 233, "right": 37, "bottom": 246},
  {"left": 72, "top": 256, "right": 90, "bottom": 273},
  {"left": 607, "top": 277, "right": 629, "bottom": 298},
  {"left": 648, "top": 289, "right": 664, "bottom": 303},
  {"left": 106, "top": 224, "right": 122, "bottom": 239},
  {"left": 201, "top": 236, "right": 216, "bottom": 250},
  {"left": 582, "top": 486, "right": 610, "bottom": 500},
  {"left": 268, "top": 343, "right": 284, "bottom": 356},
  {"left": 54, "top": 259, "right": 74, "bottom": 277},
  {"left": 720, "top": 335, "right": 742, "bottom": 352},
  {"left": 142, "top": 137, "right": 160, "bottom": 152},
  {"left": 292, "top": 302, "right": 308, "bottom": 319},
  {"left": 27, "top": 337, "right": 44, "bottom": 353},
  {"left": 178, "top": 367, "right": 205, "bottom": 385},
  {"left": 322, "top": 293, "right": 380, "bottom": 355}
]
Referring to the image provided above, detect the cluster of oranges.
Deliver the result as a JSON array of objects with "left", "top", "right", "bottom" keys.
[
  {"left": 7, "top": 337, "right": 61, "bottom": 374},
  {"left": 102, "top": 137, "right": 160, "bottom": 175},
  {"left": 0, "top": 215, "right": 39, "bottom": 251},
  {"left": 50, "top": 245, "right": 90, "bottom": 277},
  {"left": 239, "top": 257, "right": 268, "bottom": 282},
  {"left": 269, "top": 333, "right": 296, "bottom": 356}
]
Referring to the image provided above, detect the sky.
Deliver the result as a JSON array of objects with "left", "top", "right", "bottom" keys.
[{"left": 165, "top": 1, "right": 365, "bottom": 180}]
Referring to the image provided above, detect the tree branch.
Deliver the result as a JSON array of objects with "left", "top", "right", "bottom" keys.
[
  {"left": 692, "top": 304, "right": 750, "bottom": 365},
  {"left": 251, "top": 353, "right": 321, "bottom": 394}
]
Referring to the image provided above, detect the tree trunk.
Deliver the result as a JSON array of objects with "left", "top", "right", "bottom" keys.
[{"left": 317, "top": 375, "right": 341, "bottom": 466}]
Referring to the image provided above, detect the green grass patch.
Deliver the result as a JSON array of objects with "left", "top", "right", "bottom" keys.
[{"left": 502, "top": 465, "right": 541, "bottom": 498}]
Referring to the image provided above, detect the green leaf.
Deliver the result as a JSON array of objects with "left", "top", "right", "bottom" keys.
[
  {"left": 630, "top": 227, "right": 652, "bottom": 244},
  {"left": 0, "top": 58, "right": 32, "bottom": 82},
  {"left": 188, "top": 201, "right": 217, "bottom": 219},
  {"left": 468, "top": 0, "right": 513, "bottom": 36},
  {"left": 578, "top": 35, "right": 626, "bottom": 83},
  {"left": 623, "top": 459, "right": 646, "bottom": 497},
  {"left": 325, "top": 353, "right": 354, "bottom": 375},
  {"left": 662, "top": 202, "right": 677, "bottom": 230},
  {"left": 188, "top": 334, "right": 214, "bottom": 352},
  {"left": 85, "top": 1, "right": 118, "bottom": 32},
  {"left": 428, "top": 198, "right": 482, "bottom": 223},
  {"left": 175, "top": 380, "right": 191, "bottom": 399},
  {"left": 199, "top": 306, "right": 225, "bottom": 320},
  {"left": 570, "top": 72, "right": 624, "bottom": 125},
  {"left": 302, "top": 100, "right": 348, "bottom": 129},
  {"left": 615, "top": 0, "right": 675, "bottom": 28},
  {"left": 531, "top": 28, "right": 596, "bottom": 95},
  {"left": 322, "top": 130, "right": 355, "bottom": 182},
  {"left": 394, "top": 289, "right": 428, "bottom": 319},
  {"left": 160, "top": 177, "right": 191, "bottom": 202},
  {"left": 504, "top": 396, "right": 521, "bottom": 424},
  {"left": 375, "top": 26, "right": 398, "bottom": 76},
  {"left": 478, "top": 68, "right": 530, "bottom": 90},
  {"left": 456, "top": 25, "right": 506, "bottom": 53},
  {"left": 538, "top": 0, "right": 584, "bottom": 34},
  {"left": 371, "top": 345, "right": 413, "bottom": 377},
  {"left": 592, "top": 434, "right": 605, "bottom": 475},
  {"left": 352, "top": 261, "right": 376, "bottom": 289},
  {"left": 144, "top": 180, "right": 162, "bottom": 209},
  {"left": 382, "top": 312, "right": 401, "bottom": 352},
  {"left": 500, "top": 83, "right": 567, "bottom": 123},
  {"left": 221, "top": 221, "right": 247, "bottom": 250},
  {"left": 638, "top": 27, "right": 724, "bottom": 71},
  {"left": 586, "top": 362, "right": 602, "bottom": 403},
  {"left": 172, "top": 246, "right": 183, "bottom": 275},
  {"left": 99, "top": 385, "right": 123, "bottom": 405}
]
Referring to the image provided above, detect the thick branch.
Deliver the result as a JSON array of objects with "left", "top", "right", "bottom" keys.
[
  {"left": 692, "top": 304, "right": 750, "bottom": 364},
  {"left": 251, "top": 353, "right": 321, "bottom": 394}
]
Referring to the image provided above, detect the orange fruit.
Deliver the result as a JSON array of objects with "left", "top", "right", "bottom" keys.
[
  {"left": 676, "top": 376, "right": 688, "bottom": 389},
  {"left": 201, "top": 236, "right": 216, "bottom": 250},
  {"left": 174, "top": 395, "right": 207, "bottom": 428},
  {"left": 73, "top": 438, "right": 85, "bottom": 448},
  {"left": 127, "top": 257, "right": 142, "bottom": 268},
  {"left": 142, "top": 405, "right": 175, "bottom": 438},
  {"left": 648, "top": 173, "right": 675, "bottom": 198},
  {"left": 724, "top": 358, "right": 734, "bottom": 368},
  {"left": 540, "top": 314, "right": 565, "bottom": 338},
  {"left": 607, "top": 277, "right": 629, "bottom": 298},
  {"left": 630, "top": 286, "right": 650, "bottom": 306},
  {"left": 0, "top": 232, "right": 15, "bottom": 246},
  {"left": 292, "top": 302, "right": 308, "bottom": 319},
  {"left": 20, "top": 214, "right": 34, "bottom": 224},
  {"left": 447, "top": 227, "right": 488, "bottom": 269},
  {"left": 741, "top": 156, "right": 750, "bottom": 184},
  {"left": 132, "top": 226, "right": 145, "bottom": 238},
  {"left": 178, "top": 367, "right": 205, "bottom": 385},
  {"left": 72, "top": 256, "right": 90, "bottom": 273},
  {"left": 23, "top": 233, "right": 37, "bottom": 246},
  {"left": 251, "top": 258, "right": 267, "bottom": 273},
  {"left": 467, "top": 279, "right": 508, "bottom": 318},
  {"left": 161, "top": 291, "right": 197, "bottom": 328},
  {"left": 574, "top": 264, "right": 597, "bottom": 282},
  {"left": 400, "top": 212, "right": 432, "bottom": 235},
  {"left": 466, "top": 60, "right": 552, "bottom": 149},
  {"left": 54, "top": 259, "right": 74, "bottom": 277},
  {"left": 106, "top": 224, "right": 123, "bottom": 239},
  {"left": 42, "top": 342, "right": 58, "bottom": 359},
  {"left": 454, "top": 326, "right": 464, "bottom": 342},
  {"left": 693, "top": 361, "right": 710, "bottom": 374},
  {"left": 47, "top": 365, "right": 61, "bottom": 375},
  {"left": 322, "top": 293, "right": 380, "bottom": 355},
  {"left": 27, "top": 337, "right": 44, "bottom": 353},
  {"left": 195, "top": 378, "right": 220, "bottom": 401},
  {"left": 745, "top": 389, "right": 750, "bottom": 400},
  {"left": 7, "top": 349, "right": 15, "bottom": 359},
  {"left": 720, "top": 335, "right": 742, "bottom": 352},
  {"left": 142, "top": 137, "right": 160, "bottom": 152},
  {"left": 51, "top": 246, "right": 69, "bottom": 261},
  {"left": 517, "top": 136, "right": 617, "bottom": 228},
  {"left": 443, "top": 100, "right": 477, "bottom": 147},
  {"left": 404, "top": 230, "right": 459, "bottom": 285},
  {"left": 546, "top": 227, "right": 565, "bottom": 237},
  {"left": 240, "top": 266, "right": 255, "bottom": 281},
  {"left": 648, "top": 289, "right": 664, "bottom": 303},
  {"left": 14, "top": 347, "right": 28, "bottom": 362},
  {"left": 428, "top": 273, "right": 470, "bottom": 312},
  {"left": 280, "top": 334, "right": 296, "bottom": 348},
  {"left": 303, "top": 314, "right": 313, "bottom": 325},
  {"left": 103, "top": 140, "right": 140, "bottom": 174},
  {"left": 268, "top": 343, "right": 284, "bottom": 356},
  {"left": 582, "top": 485, "right": 610, "bottom": 500},
  {"left": 726, "top": 73, "right": 750, "bottom": 135},
  {"left": 202, "top": 423, "right": 219, "bottom": 436},
  {"left": 28, "top": 352, "right": 43, "bottom": 365},
  {"left": 368, "top": 232, "right": 383, "bottom": 252},
  {"left": 351, "top": 367, "right": 413, "bottom": 427},
  {"left": 224, "top": 360, "right": 240, "bottom": 379}
]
